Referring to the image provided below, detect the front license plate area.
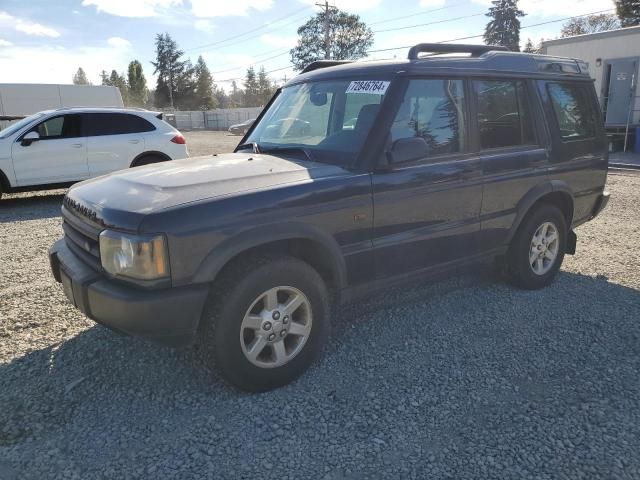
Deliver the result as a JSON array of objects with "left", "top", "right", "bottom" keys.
[{"left": 61, "top": 270, "right": 76, "bottom": 306}]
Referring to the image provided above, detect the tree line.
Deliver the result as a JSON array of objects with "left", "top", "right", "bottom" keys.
[
  {"left": 73, "top": 33, "right": 277, "bottom": 111},
  {"left": 73, "top": 0, "right": 640, "bottom": 107}
]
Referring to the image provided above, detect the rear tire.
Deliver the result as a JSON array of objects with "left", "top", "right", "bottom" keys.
[
  {"left": 197, "top": 254, "right": 329, "bottom": 392},
  {"left": 505, "top": 203, "right": 567, "bottom": 290},
  {"left": 131, "top": 155, "right": 166, "bottom": 168}
]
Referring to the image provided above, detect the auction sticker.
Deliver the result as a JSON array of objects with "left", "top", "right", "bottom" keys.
[{"left": 346, "top": 80, "right": 390, "bottom": 95}]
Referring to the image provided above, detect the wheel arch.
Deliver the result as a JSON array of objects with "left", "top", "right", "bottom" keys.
[
  {"left": 508, "top": 181, "right": 575, "bottom": 243},
  {"left": 0, "top": 168, "right": 10, "bottom": 193},
  {"left": 192, "top": 222, "right": 348, "bottom": 297},
  {"left": 130, "top": 151, "right": 171, "bottom": 167}
]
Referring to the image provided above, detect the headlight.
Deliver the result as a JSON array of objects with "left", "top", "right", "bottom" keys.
[{"left": 99, "top": 230, "right": 169, "bottom": 281}]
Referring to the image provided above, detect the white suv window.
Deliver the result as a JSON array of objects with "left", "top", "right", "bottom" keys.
[{"left": 84, "top": 113, "right": 155, "bottom": 137}]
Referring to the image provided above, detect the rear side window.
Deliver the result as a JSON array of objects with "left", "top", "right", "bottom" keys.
[
  {"left": 474, "top": 80, "right": 535, "bottom": 149},
  {"left": 547, "top": 83, "right": 595, "bottom": 140},
  {"left": 391, "top": 79, "right": 466, "bottom": 156},
  {"left": 84, "top": 113, "right": 155, "bottom": 136},
  {"left": 31, "top": 114, "right": 82, "bottom": 139}
]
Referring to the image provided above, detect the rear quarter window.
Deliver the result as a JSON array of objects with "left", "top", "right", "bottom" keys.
[
  {"left": 546, "top": 83, "right": 596, "bottom": 141},
  {"left": 85, "top": 113, "right": 156, "bottom": 136}
]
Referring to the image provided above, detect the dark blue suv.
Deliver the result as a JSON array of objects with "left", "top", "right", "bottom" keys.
[{"left": 50, "top": 44, "right": 610, "bottom": 391}]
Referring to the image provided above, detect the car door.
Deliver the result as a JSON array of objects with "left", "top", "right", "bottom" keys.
[
  {"left": 472, "top": 78, "right": 549, "bottom": 251},
  {"left": 11, "top": 113, "right": 88, "bottom": 186},
  {"left": 85, "top": 112, "right": 147, "bottom": 177},
  {"left": 371, "top": 78, "right": 484, "bottom": 279},
  {"left": 541, "top": 81, "right": 607, "bottom": 224}
]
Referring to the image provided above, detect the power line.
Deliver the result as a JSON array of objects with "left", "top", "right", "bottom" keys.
[
  {"left": 216, "top": 65, "right": 292, "bottom": 84},
  {"left": 369, "top": 1, "right": 469, "bottom": 26},
  {"left": 211, "top": 48, "right": 290, "bottom": 75},
  {"left": 372, "top": 0, "right": 538, "bottom": 34},
  {"left": 212, "top": 7, "right": 615, "bottom": 85},
  {"left": 373, "top": 11, "right": 487, "bottom": 34},
  {"left": 183, "top": 5, "right": 311, "bottom": 53},
  {"left": 367, "top": 8, "right": 615, "bottom": 55}
]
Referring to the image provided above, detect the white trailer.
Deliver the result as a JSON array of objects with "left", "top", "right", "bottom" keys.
[{"left": 0, "top": 84, "right": 123, "bottom": 120}]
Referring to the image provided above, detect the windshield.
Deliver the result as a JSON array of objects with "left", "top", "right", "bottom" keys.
[
  {"left": 244, "top": 79, "right": 390, "bottom": 166},
  {"left": 0, "top": 113, "right": 46, "bottom": 139}
]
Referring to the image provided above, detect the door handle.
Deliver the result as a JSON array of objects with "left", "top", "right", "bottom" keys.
[
  {"left": 129, "top": 139, "right": 140, "bottom": 144},
  {"left": 71, "top": 143, "right": 83, "bottom": 148}
]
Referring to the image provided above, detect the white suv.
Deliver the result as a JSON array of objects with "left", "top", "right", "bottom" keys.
[{"left": 0, "top": 107, "right": 189, "bottom": 199}]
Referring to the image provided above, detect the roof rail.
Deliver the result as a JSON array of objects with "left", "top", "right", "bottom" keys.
[
  {"left": 407, "top": 43, "right": 509, "bottom": 60},
  {"left": 301, "top": 60, "right": 352, "bottom": 73}
]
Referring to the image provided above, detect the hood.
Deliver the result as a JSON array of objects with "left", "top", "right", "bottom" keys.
[{"left": 65, "top": 152, "right": 347, "bottom": 232}]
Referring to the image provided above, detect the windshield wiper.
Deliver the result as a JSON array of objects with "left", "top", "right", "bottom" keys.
[
  {"left": 260, "top": 146, "right": 315, "bottom": 163},
  {"left": 236, "top": 141, "right": 261, "bottom": 153}
]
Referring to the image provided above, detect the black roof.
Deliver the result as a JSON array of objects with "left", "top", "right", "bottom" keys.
[{"left": 288, "top": 44, "right": 590, "bottom": 86}]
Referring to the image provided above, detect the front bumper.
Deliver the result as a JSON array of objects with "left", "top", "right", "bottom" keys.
[{"left": 49, "top": 239, "right": 209, "bottom": 347}]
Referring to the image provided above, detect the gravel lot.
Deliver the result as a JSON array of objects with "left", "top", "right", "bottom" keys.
[{"left": 1, "top": 135, "right": 639, "bottom": 478}]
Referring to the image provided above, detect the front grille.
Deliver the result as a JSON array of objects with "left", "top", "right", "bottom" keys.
[{"left": 62, "top": 207, "right": 102, "bottom": 271}]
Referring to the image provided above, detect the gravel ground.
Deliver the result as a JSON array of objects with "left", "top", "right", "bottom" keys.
[{"left": 1, "top": 142, "right": 639, "bottom": 478}]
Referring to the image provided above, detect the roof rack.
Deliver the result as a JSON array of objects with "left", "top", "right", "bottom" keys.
[
  {"left": 407, "top": 43, "right": 508, "bottom": 60},
  {"left": 301, "top": 60, "right": 352, "bottom": 74}
]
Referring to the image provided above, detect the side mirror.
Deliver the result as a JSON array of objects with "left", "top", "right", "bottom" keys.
[
  {"left": 386, "top": 137, "right": 429, "bottom": 165},
  {"left": 21, "top": 131, "right": 40, "bottom": 146}
]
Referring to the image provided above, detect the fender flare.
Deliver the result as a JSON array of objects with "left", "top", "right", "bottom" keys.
[
  {"left": 507, "top": 181, "right": 574, "bottom": 243},
  {"left": 191, "top": 221, "right": 348, "bottom": 289}
]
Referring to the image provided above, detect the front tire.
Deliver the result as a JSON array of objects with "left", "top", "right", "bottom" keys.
[
  {"left": 197, "top": 254, "right": 329, "bottom": 392},
  {"left": 505, "top": 203, "right": 567, "bottom": 290}
]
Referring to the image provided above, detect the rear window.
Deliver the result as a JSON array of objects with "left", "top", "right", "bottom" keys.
[
  {"left": 84, "top": 113, "right": 155, "bottom": 136},
  {"left": 474, "top": 80, "right": 535, "bottom": 149},
  {"left": 547, "top": 83, "right": 596, "bottom": 140}
]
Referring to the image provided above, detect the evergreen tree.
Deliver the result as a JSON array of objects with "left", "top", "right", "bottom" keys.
[
  {"left": 257, "top": 66, "right": 275, "bottom": 106},
  {"left": 215, "top": 87, "right": 228, "bottom": 109},
  {"left": 523, "top": 38, "right": 535, "bottom": 53},
  {"left": 290, "top": 8, "right": 374, "bottom": 71},
  {"left": 244, "top": 67, "right": 259, "bottom": 107},
  {"left": 109, "top": 70, "right": 129, "bottom": 105},
  {"left": 229, "top": 80, "right": 244, "bottom": 107},
  {"left": 99, "top": 70, "right": 110, "bottom": 86},
  {"left": 483, "top": 0, "right": 525, "bottom": 52},
  {"left": 615, "top": 0, "right": 640, "bottom": 27},
  {"left": 73, "top": 67, "right": 90, "bottom": 85},
  {"left": 127, "top": 60, "right": 148, "bottom": 107},
  {"left": 174, "top": 59, "right": 197, "bottom": 109},
  {"left": 151, "top": 33, "right": 187, "bottom": 109},
  {"left": 193, "top": 55, "right": 216, "bottom": 110}
]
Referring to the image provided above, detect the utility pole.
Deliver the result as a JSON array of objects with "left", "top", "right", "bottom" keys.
[
  {"left": 316, "top": 0, "right": 333, "bottom": 60},
  {"left": 168, "top": 57, "right": 174, "bottom": 110}
]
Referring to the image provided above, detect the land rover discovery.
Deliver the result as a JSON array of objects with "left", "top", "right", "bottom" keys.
[{"left": 49, "top": 44, "right": 610, "bottom": 391}]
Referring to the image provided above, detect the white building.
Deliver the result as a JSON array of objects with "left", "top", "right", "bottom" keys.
[{"left": 542, "top": 26, "right": 640, "bottom": 131}]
